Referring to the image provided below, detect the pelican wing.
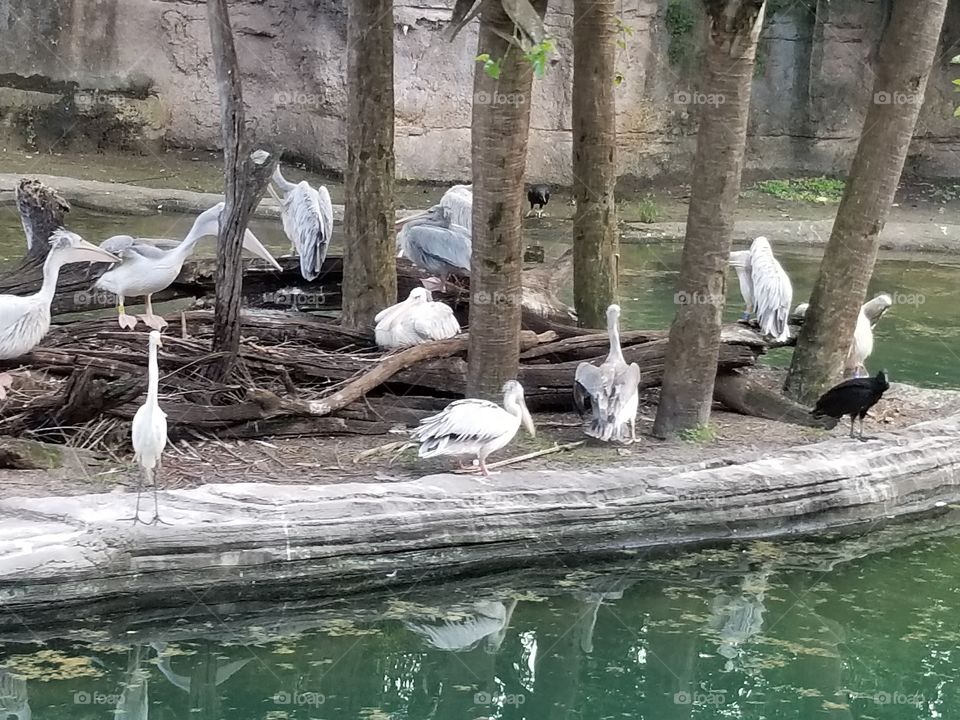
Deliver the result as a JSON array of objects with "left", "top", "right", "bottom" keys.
[
  {"left": 413, "top": 398, "right": 507, "bottom": 455},
  {"left": 402, "top": 224, "right": 471, "bottom": 274},
  {"left": 607, "top": 362, "right": 641, "bottom": 427},
  {"left": 405, "top": 609, "right": 505, "bottom": 652},
  {"left": 281, "top": 182, "right": 332, "bottom": 281},
  {"left": 100, "top": 235, "right": 170, "bottom": 262},
  {"left": 749, "top": 240, "right": 792, "bottom": 342},
  {"left": 411, "top": 303, "right": 460, "bottom": 342},
  {"left": 440, "top": 185, "right": 473, "bottom": 232},
  {"left": 728, "top": 250, "right": 753, "bottom": 310}
]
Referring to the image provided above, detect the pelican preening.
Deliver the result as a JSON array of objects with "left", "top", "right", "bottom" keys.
[
  {"left": 794, "top": 292, "right": 892, "bottom": 378},
  {"left": 268, "top": 162, "right": 334, "bottom": 282},
  {"left": 573, "top": 304, "right": 641, "bottom": 443},
  {"left": 125, "top": 330, "right": 168, "bottom": 525},
  {"left": 526, "top": 183, "right": 551, "bottom": 218},
  {"left": 0, "top": 230, "right": 119, "bottom": 398},
  {"left": 413, "top": 379, "right": 535, "bottom": 476},
  {"left": 96, "top": 202, "right": 282, "bottom": 330},
  {"left": 374, "top": 287, "right": 460, "bottom": 349},
  {"left": 396, "top": 184, "right": 472, "bottom": 283},
  {"left": 729, "top": 236, "right": 793, "bottom": 342}
]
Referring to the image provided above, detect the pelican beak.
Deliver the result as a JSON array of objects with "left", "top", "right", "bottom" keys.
[
  {"left": 63, "top": 239, "right": 121, "bottom": 265},
  {"left": 395, "top": 209, "right": 429, "bottom": 228},
  {"left": 241, "top": 228, "right": 282, "bottom": 271},
  {"left": 521, "top": 401, "right": 536, "bottom": 438}
]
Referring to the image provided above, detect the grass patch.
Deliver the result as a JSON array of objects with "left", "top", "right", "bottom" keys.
[
  {"left": 665, "top": 0, "right": 697, "bottom": 66},
  {"left": 636, "top": 196, "right": 660, "bottom": 223},
  {"left": 680, "top": 424, "right": 717, "bottom": 444},
  {"left": 755, "top": 177, "right": 845, "bottom": 203}
]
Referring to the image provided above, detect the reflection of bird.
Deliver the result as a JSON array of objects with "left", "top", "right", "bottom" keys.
[
  {"left": 413, "top": 380, "right": 535, "bottom": 476},
  {"left": 526, "top": 183, "right": 550, "bottom": 218},
  {"left": 0, "top": 230, "right": 119, "bottom": 399},
  {"left": 794, "top": 293, "right": 892, "bottom": 378},
  {"left": 573, "top": 589, "right": 624, "bottom": 654},
  {"left": 96, "top": 203, "right": 281, "bottom": 330},
  {"left": 573, "top": 304, "right": 641, "bottom": 443},
  {"left": 125, "top": 331, "right": 168, "bottom": 525},
  {"left": 374, "top": 288, "right": 460, "bottom": 349},
  {"left": 813, "top": 369, "right": 890, "bottom": 440},
  {"left": 149, "top": 641, "right": 250, "bottom": 692},
  {"left": 729, "top": 237, "right": 793, "bottom": 342},
  {"left": 405, "top": 599, "right": 518, "bottom": 653},
  {"left": 114, "top": 646, "right": 149, "bottom": 720},
  {"left": 0, "top": 667, "right": 31, "bottom": 720},
  {"left": 707, "top": 569, "right": 771, "bottom": 672},
  {"left": 267, "top": 162, "right": 333, "bottom": 281},
  {"left": 396, "top": 204, "right": 472, "bottom": 279}
]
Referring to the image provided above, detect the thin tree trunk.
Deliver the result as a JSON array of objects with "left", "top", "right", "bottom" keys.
[
  {"left": 652, "top": 0, "right": 766, "bottom": 438},
  {"left": 342, "top": 0, "right": 397, "bottom": 330},
  {"left": 16, "top": 179, "right": 69, "bottom": 264},
  {"left": 467, "top": 0, "right": 547, "bottom": 400},
  {"left": 784, "top": 0, "right": 948, "bottom": 403},
  {"left": 206, "top": 0, "right": 277, "bottom": 381},
  {"left": 572, "top": 0, "right": 618, "bottom": 328}
]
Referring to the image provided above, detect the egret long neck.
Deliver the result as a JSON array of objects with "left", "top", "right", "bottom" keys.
[
  {"left": 606, "top": 314, "right": 625, "bottom": 364},
  {"left": 147, "top": 342, "right": 160, "bottom": 406}
]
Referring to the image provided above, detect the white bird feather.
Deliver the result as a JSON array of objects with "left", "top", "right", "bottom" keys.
[
  {"left": 270, "top": 164, "right": 333, "bottom": 281},
  {"left": 375, "top": 287, "right": 460, "bottom": 349},
  {"left": 729, "top": 237, "right": 792, "bottom": 342}
]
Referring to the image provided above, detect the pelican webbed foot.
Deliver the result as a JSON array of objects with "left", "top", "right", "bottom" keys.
[
  {"left": 118, "top": 312, "right": 139, "bottom": 330},
  {"left": 138, "top": 314, "right": 168, "bottom": 331}
]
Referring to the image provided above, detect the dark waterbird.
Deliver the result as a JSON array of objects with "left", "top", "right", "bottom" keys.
[
  {"left": 812, "top": 369, "right": 890, "bottom": 440},
  {"left": 526, "top": 183, "right": 551, "bottom": 218}
]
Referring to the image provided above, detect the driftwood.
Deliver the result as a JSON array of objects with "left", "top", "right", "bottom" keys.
[{"left": 714, "top": 371, "right": 835, "bottom": 428}]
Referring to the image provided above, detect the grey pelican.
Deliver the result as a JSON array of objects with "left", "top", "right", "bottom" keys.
[
  {"left": 267, "top": 161, "right": 333, "bottom": 281},
  {"left": 374, "top": 287, "right": 460, "bottom": 349},
  {"left": 396, "top": 204, "right": 472, "bottom": 279},
  {"left": 0, "top": 230, "right": 119, "bottom": 398},
  {"left": 125, "top": 330, "right": 168, "bottom": 525},
  {"left": 573, "top": 304, "right": 641, "bottom": 443},
  {"left": 729, "top": 236, "right": 793, "bottom": 342},
  {"left": 794, "top": 292, "right": 892, "bottom": 378},
  {"left": 526, "top": 183, "right": 550, "bottom": 218},
  {"left": 405, "top": 599, "right": 518, "bottom": 652},
  {"left": 96, "top": 202, "right": 281, "bottom": 330},
  {"left": 413, "top": 380, "right": 535, "bottom": 475}
]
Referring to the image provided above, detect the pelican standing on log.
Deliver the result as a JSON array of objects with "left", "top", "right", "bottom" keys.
[
  {"left": 374, "top": 287, "right": 460, "bottom": 349},
  {"left": 0, "top": 230, "right": 119, "bottom": 399},
  {"left": 729, "top": 236, "right": 793, "bottom": 342},
  {"left": 267, "top": 160, "right": 334, "bottom": 281},
  {"left": 413, "top": 380, "right": 535, "bottom": 476},
  {"left": 124, "top": 330, "right": 168, "bottom": 525},
  {"left": 96, "top": 202, "right": 281, "bottom": 330},
  {"left": 573, "top": 304, "right": 641, "bottom": 442}
]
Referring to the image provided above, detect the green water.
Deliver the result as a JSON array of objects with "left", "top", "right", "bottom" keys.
[{"left": 3, "top": 514, "right": 960, "bottom": 719}]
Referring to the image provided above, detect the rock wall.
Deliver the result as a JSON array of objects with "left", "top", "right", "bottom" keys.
[{"left": 1, "top": 0, "right": 959, "bottom": 183}]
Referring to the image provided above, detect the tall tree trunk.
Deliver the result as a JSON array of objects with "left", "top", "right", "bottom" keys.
[
  {"left": 342, "top": 0, "right": 397, "bottom": 330},
  {"left": 206, "top": 0, "right": 277, "bottom": 381},
  {"left": 784, "top": 0, "right": 948, "bottom": 403},
  {"left": 467, "top": 0, "right": 547, "bottom": 400},
  {"left": 572, "top": 0, "right": 619, "bottom": 329},
  {"left": 652, "top": 0, "right": 766, "bottom": 438}
]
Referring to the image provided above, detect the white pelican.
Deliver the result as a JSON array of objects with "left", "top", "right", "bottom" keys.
[
  {"left": 405, "top": 599, "right": 518, "bottom": 653},
  {"left": 573, "top": 304, "right": 641, "bottom": 443},
  {"left": 96, "top": 202, "right": 281, "bottom": 330},
  {"left": 267, "top": 162, "right": 334, "bottom": 281},
  {"left": 125, "top": 330, "right": 168, "bottom": 525},
  {"left": 0, "top": 230, "right": 119, "bottom": 398},
  {"left": 374, "top": 287, "right": 460, "bottom": 349},
  {"left": 413, "top": 379, "right": 535, "bottom": 476},
  {"left": 729, "top": 236, "right": 793, "bottom": 342},
  {"left": 438, "top": 183, "right": 472, "bottom": 231},
  {"left": 794, "top": 293, "right": 892, "bottom": 378}
]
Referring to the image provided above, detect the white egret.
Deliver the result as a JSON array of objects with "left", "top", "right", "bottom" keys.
[
  {"left": 125, "top": 330, "right": 168, "bottom": 525},
  {"left": 0, "top": 230, "right": 119, "bottom": 398},
  {"left": 413, "top": 380, "right": 535, "bottom": 476},
  {"left": 573, "top": 304, "right": 641, "bottom": 443},
  {"left": 267, "top": 162, "right": 334, "bottom": 281},
  {"left": 96, "top": 202, "right": 281, "bottom": 330},
  {"left": 729, "top": 236, "right": 793, "bottom": 342},
  {"left": 374, "top": 287, "right": 460, "bottom": 349}
]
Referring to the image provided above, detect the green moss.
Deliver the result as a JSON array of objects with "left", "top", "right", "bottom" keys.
[
  {"left": 665, "top": 0, "right": 697, "bottom": 66},
  {"left": 680, "top": 424, "right": 717, "bottom": 444},
  {"left": 755, "top": 177, "right": 845, "bottom": 203}
]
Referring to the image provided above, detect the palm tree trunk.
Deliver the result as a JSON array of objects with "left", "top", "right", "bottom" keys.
[
  {"left": 342, "top": 0, "right": 397, "bottom": 330},
  {"left": 652, "top": 0, "right": 766, "bottom": 438},
  {"left": 466, "top": 0, "right": 547, "bottom": 400},
  {"left": 572, "top": 0, "right": 619, "bottom": 329},
  {"left": 784, "top": 0, "right": 948, "bottom": 403}
]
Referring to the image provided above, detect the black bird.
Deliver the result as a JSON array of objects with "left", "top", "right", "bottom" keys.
[
  {"left": 526, "top": 183, "right": 551, "bottom": 218},
  {"left": 812, "top": 369, "right": 890, "bottom": 440}
]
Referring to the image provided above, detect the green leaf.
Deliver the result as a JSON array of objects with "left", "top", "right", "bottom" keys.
[
  {"left": 954, "top": 105, "right": 960, "bottom": 118},
  {"left": 951, "top": 54, "right": 960, "bottom": 64},
  {"left": 475, "top": 53, "right": 490, "bottom": 62}
]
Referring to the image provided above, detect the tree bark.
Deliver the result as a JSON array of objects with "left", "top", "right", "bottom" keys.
[
  {"left": 467, "top": 0, "right": 548, "bottom": 400},
  {"left": 572, "top": 0, "right": 619, "bottom": 328},
  {"left": 652, "top": 0, "right": 766, "bottom": 438},
  {"left": 16, "top": 179, "right": 69, "bottom": 264},
  {"left": 206, "top": 0, "right": 278, "bottom": 381},
  {"left": 784, "top": 0, "right": 948, "bottom": 403},
  {"left": 342, "top": 0, "right": 397, "bottom": 330}
]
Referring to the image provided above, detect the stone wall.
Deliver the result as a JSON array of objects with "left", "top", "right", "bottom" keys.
[{"left": 1, "top": 0, "right": 959, "bottom": 183}]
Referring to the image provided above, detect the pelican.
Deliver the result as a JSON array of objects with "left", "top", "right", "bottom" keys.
[
  {"left": 405, "top": 599, "right": 518, "bottom": 653},
  {"left": 125, "top": 330, "right": 168, "bottom": 525},
  {"left": 267, "top": 161, "right": 333, "bottom": 281},
  {"left": 729, "top": 236, "right": 793, "bottom": 342},
  {"left": 573, "top": 304, "right": 641, "bottom": 443},
  {"left": 96, "top": 202, "right": 282, "bottom": 330},
  {"left": 374, "top": 287, "right": 460, "bottom": 349},
  {"left": 794, "top": 293, "right": 892, "bottom": 378},
  {"left": 0, "top": 230, "right": 119, "bottom": 398},
  {"left": 413, "top": 379, "right": 535, "bottom": 476},
  {"left": 149, "top": 641, "right": 250, "bottom": 692},
  {"left": 438, "top": 183, "right": 472, "bottom": 231},
  {"left": 396, "top": 204, "right": 472, "bottom": 279}
]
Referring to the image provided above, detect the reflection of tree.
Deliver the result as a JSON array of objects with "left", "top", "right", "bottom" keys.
[
  {"left": 114, "top": 645, "right": 149, "bottom": 720},
  {"left": 707, "top": 568, "right": 771, "bottom": 672},
  {"left": 0, "top": 668, "right": 30, "bottom": 720},
  {"left": 149, "top": 641, "right": 249, "bottom": 720},
  {"left": 644, "top": 582, "right": 698, "bottom": 720}
]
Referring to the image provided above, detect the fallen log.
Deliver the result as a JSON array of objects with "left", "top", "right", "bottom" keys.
[{"left": 713, "top": 371, "right": 834, "bottom": 428}]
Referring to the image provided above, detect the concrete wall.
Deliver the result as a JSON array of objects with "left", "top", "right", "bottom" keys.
[{"left": 1, "top": 0, "right": 959, "bottom": 183}]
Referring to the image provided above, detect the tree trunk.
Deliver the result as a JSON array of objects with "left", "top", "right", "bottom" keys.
[
  {"left": 206, "top": 0, "right": 278, "bottom": 381},
  {"left": 784, "top": 0, "right": 948, "bottom": 403},
  {"left": 572, "top": 0, "right": 619, "bottom": 328},
  {"left": 342, "top": 0, "right": 397, "bottom": 330},
  {"left": 652, "top": 0, "right": 766, "bottom": 438},
  {"left": 467, "top": 0, "right": 547, "bottom": 400},
  {"left": 16, "top": 179, "right": 69, "bottom": 264}
]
